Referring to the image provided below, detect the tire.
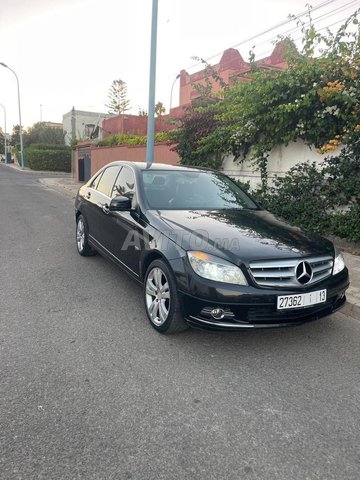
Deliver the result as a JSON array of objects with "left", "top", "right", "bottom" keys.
[
  {"left": 76, "top": 214, "right": 96, "bottom": 257},
  {"left": 144, "top": 259, "right": 189, "bottom": 334}
]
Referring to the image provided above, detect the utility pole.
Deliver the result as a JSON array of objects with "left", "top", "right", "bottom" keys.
[
  {"left": 170, "top": 74, "right": 180, "bottom": 111},
  {"left": 0, "top": 62, "right": 24, "bottom": 168},
  {"left": 0, "top": 103, "right": 7, "bottom": 163},
  {"left": 71, "top": 106, "right": 76, "bottom": 145}
]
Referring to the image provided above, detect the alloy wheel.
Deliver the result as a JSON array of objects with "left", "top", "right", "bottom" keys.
[
  {"left": 145, "top": 267, "right": 171, "bottom": 326},
  {"left": 76, "top": 217, "right": 85, "bottom": 252}
]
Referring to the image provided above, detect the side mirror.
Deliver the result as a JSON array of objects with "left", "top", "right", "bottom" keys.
[{"left": 110, "top": 195, "right": 131, "bottom": 211}]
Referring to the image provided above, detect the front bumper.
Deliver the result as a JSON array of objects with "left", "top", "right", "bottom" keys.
[{"left": 176, "top": 267, "right": 349, "bottom": 331}]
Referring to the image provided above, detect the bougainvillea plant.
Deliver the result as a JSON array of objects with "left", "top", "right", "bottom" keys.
[{"left": 174, "top": 8, "right": 360, "bottom": 186}]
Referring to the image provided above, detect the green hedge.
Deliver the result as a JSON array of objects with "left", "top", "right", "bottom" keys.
[
  {"left": 28, "top": 143, "right": 68, "bottom": 151},
  {"left": 25, "top": 145, "right": 71, "bottom": 172},
  {"left": 97, "top": 131, "right": 172, "bottom": 147}
]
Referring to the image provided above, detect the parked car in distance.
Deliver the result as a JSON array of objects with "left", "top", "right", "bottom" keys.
[{"left": 75, "top": 161, "right": 349, "bottom": 334}]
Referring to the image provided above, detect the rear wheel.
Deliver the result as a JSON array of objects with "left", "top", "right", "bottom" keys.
[
  {"left": 144, "top": 259, "right": 188, "bottom": 334},
  {"left": 76, "top": 214, "right": 96, "bottom": 256}
]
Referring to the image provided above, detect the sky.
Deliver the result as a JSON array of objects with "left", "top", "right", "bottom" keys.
[{"left": 0, "top": 0, "right": 358, "bottom": 131}]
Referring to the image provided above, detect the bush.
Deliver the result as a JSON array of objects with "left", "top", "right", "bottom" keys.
[
  {"left": 254, "top": 162, "right": 331, "bottom": 234},
  {"left": 233, "top": 178, "right": 251, "bottom": 192},
  {"left": 97, "top": 131, "right": 172, "bottom": 147},
  {"left": 25, "top": 145, "right": 71, "bottom": 172},
  {"left": 251, "top": 136, "right": 360, "bottom": 242},
  {"left": 330, "top": 203, "right": 360, "bottom": 242},
  {"left": 28, "top": 143, "right": 68, "bottom": 151},
  {"left": 174, "top": 106, "right": 223, "bottom": 169}
]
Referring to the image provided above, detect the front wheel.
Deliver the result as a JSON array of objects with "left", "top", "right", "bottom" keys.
[{"left": 144, "top": 259, "right": 188, "bottom": 334}]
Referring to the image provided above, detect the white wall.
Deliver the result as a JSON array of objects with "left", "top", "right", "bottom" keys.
[
  {"left": 222, "top": 139, "right": 342, "bottom": 189},
  {"left": 62, "top": 110, "right": 109, "bottom": 145}
]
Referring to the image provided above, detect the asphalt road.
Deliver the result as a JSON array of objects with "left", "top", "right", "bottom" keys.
[{"left": 1, "top": 165, "right": 359, "bottom": 480}]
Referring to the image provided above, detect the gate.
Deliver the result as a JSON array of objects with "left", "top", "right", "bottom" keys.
[
  {"left": 78, "top": 157, "right": 84, "bottom": 181},
  {"left": 84, "top": 154, "right": 91, "bottom": 181},
  {"left": 78, "top": 146, "right": 91, "bottom": 182}
]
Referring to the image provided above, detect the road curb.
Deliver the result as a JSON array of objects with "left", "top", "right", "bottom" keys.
[{"left": 38, "top": 177, "right": 81, "bottom": 200}]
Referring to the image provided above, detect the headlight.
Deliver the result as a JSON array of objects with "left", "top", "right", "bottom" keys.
[
  {"left": 333, "top": 250, "right": 345, "bottom": 276},
  {"left": 187, "top": 251, "right": 248, "bottom": 285}
]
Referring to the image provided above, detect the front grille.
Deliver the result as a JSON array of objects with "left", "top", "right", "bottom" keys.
[{"left": 249, "top": 256, "right": 333, "bottom": 288}]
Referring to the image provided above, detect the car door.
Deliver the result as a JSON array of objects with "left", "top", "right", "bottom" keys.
[
  {"left": 107, "top": 166, "right": 144, "bottom": 276},
  {"left": 85, "top": 165, "right": 121, "bottom": 249},
  {"left": 81, "top": 170, "right": 104, "bottom": 241}
]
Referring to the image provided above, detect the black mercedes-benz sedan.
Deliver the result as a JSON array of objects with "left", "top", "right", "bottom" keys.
[{"left": 74, "top": 161, "right": 349, "bottom": 333}]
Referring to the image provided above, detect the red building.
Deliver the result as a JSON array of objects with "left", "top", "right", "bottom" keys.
[
  {"left": 177, "top": 41, "right": 289, "bottom": 107},
  {"left": 101, "top": 114, "right": 175, "bottom": 138},
  {"left": 75, "top": 42, "right": 291, "bottom": 181},
  {"left": 101, "top": 41, "right": 289, "bottom": 138}
]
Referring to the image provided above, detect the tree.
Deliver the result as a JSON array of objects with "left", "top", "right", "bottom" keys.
[
  {"left": 106, "top": 79, "right": 130, "bottom": 115},
  {"left": 138, "top": 107, "right": 148, "bottom": 116},
  {"left": 23, "top": 122, "right": 65, "bottom": 147},
  {"left": 155, "top": 101, "right": 165, "bottom": 117},
  {"left": 10, "top": 125, "right": 21, "bottom": 147}
]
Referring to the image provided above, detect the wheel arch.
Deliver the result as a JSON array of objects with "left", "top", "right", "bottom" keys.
[{"left": 140, "top": 250, "right": 173, "bottom": 282}]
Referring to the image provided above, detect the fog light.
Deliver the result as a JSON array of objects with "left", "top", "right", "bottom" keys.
[
  {"left": 200, "top": 307, "right": 235, "bottom": 320},
  {"left": 211, "top": 308, "right": 225, "bottom": 320}
]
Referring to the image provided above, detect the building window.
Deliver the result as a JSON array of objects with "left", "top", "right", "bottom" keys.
[{"left": 84, "top": 124, "right": 95, "bottom": 139}]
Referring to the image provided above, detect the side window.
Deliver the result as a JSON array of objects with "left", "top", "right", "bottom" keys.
[
  {"left": 96, "top": 166, "right": 120, "bottom": 196},
  {"left": 112, "top": 167, "right": 136, "bottom": 199},
  {"left": 89, "top": 172, "right": 102, "bottom": 189}
]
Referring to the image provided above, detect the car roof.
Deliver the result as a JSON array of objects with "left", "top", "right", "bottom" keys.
[{"left": 106, "top": 161, "right": 214, "bottom": 173}]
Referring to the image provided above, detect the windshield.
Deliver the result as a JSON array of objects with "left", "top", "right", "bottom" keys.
[{"left": 142, "top": 170, "right": 259, "bottom": 210}]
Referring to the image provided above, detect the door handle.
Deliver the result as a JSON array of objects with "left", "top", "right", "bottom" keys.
[{"left": 102, "top": 204, "right": 110, "bottom": 214}]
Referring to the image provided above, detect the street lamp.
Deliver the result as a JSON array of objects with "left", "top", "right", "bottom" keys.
[
  {"left": 0, "top": 62, "right": 24, "bottom": 168},
  {"left": 0, "top": 103, "right": 7, "bottom": 163},
  {"left": 169, "top": 73, "right": 180, "bottom": 111},
  {"left": 146, "top": 0, "right": 159, "bottom": 168}
]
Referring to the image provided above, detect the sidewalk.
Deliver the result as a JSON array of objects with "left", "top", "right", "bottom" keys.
[
  {"left": 39, "top": 176, "right": 83, "bottom": 200},
  {"left": 343, "top": 253, "right": 360, "bottom": 320},
  {"left": 0, "top": 159, "right": 82, "bottom": 201}
]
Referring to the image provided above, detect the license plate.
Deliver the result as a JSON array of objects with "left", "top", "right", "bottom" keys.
[{"left": 277, "top": 289, "right": 327, "bottom": 310}]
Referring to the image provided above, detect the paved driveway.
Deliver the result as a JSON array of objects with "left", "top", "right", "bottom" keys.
[{"left": 1, "top": 166, "right": 359, "bottom": 480}]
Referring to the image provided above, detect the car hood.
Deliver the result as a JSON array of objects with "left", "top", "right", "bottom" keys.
[{"left": 148, "top": 209, "right": 334, "bottom": 264}]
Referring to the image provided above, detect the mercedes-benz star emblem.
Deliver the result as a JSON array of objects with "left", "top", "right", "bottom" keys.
[{"left": 296, "top": 261, "right": 313, "bottom": 285}]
